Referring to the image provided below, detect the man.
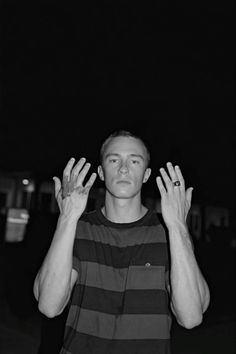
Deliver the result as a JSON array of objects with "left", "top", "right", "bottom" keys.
[{"left": 33, "top": 130, "right": 210, "bottom": 354}]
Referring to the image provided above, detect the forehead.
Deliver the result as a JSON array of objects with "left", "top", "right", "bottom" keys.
[{"left": 104, "top": 136, "right": 147, "bottom": 157}]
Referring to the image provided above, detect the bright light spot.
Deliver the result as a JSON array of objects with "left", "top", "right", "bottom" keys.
[
  {"left": 22, "top": 179, "right": 29, "bottom": 185},
  {"left": 20, "top": 213, "right": 29, "bottom": 219}
]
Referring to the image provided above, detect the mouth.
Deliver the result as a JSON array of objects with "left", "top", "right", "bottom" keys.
[{"left": 116, "top": 180, "right": 131, "bottom": 184}]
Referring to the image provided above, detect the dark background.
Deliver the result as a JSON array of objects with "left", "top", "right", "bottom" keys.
[
  {"left": 1, "top": 1, "right": 235, "bottom": 205},
  {"left": 0, "top": 2, "right": 235, "bottom": 353}
]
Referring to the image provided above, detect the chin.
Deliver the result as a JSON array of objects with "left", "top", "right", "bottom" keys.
[{"left": 109, "top": 187, "right": 139, "bottom": 199}]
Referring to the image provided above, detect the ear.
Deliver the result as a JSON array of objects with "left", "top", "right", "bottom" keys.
[
  {"left": 143, "top": 168, "right": 151, "bottom": 183},
  {"left": 97, "top": 165, "right": 105, "bottom": 181}
]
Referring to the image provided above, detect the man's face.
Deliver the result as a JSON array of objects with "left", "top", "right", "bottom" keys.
[{"left": 98, "top": 136, "right": 151, "bottom": 199}]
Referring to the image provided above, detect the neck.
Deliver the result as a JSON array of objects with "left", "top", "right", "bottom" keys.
[{"left": 102, "top": 194, "right": 148, "bottom": 223}]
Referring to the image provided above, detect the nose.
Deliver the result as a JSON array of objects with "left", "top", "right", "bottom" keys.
[{"left": 119, "top": 161, "right": 129, "bottom": 175}]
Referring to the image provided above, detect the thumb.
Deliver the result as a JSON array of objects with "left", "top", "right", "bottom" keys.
[
  {"left": 186, "top": 187, "right": 193, "bottom": 206},
  {"left": 53, "top": 176, "right": 61, "bottom": 198}
]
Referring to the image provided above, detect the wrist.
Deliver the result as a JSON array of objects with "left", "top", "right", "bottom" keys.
[
  {"left": 167, "top": 221, "right": 189, "bottom": 234},
  {"left": 58, "top": 212, "right": 81, "bottom": 224}
]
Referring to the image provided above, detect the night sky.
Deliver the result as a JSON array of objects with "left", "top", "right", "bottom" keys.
[{"left": 1, "top": 1, "right": 235, "bottom": 208}]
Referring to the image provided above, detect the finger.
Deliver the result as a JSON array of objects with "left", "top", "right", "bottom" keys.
[
  {"left": 84, "top": 173, "right": 97, "bottom": 191},
  {"left": 71, "top": 157, "right": 86, "bottom": 178},
  {"left": 174, "top": 165, "right": 185, "bottom": 190},
  {"left": 156, "top": 176, "right": 167, "bottom": 197},
  {"left": 76, "top": 162, "right": 92, "bottom": 186},
  {"left": 63, "top": 157, "right": 76, "bottom": 183},
  {"left": 159, "top": 167, "right": 173, "bottom": 191},
  {"left": 53, "top": 176, "right": 61, "bottom": 198},
  {"left": 166, "top": 162, "right": 178, "bottom": 182},
  {"left": 186, "top": 187, "right": 193, "bottom": 205}
]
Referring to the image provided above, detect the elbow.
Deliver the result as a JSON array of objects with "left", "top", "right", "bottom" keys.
[
  {"left": 38, "top": 297, "right": 65, "bottom": 318},
  {"left": 180, "top": 314, "right": 203, "bottom": 329},
  {"left": 175, "top": 309, "right": 203, "bottom": 329},
  {"left": 37, "top": 292, "right": 69, "bottom": 318},
  {"left": 38, "top": 302, "right": 58, "bottom": 318},
  {"left": 173, "top": 304, "right": 203, "bottom": 329}
]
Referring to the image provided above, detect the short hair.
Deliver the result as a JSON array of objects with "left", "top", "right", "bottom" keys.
[{"left": 99, "top": 130, "right": 151, "bottom": 167}]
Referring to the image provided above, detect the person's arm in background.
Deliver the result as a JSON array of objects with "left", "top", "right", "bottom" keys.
[
  {"left": 156, "top": 162, "right": 210, "bottom": 329},
  {"left": 33, "top": 157, "right": 97, "bottom": 318}
]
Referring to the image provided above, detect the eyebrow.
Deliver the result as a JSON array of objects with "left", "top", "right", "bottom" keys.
[{"left": 104, "top": 153, "right": 145, "bottom": 161}]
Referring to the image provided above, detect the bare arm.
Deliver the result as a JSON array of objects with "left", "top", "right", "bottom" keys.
[
  {"left": 33, "top": 157, "right": 97, "bottom": 318},
  {"left": 33, "top": 214, "right": 79, "bottom": 317},
  {"left": 167, "top": 223, "right": 210, "bottom": 328},
  {"left": 156, "top": 162, "right": 210, "bottom": 329}
]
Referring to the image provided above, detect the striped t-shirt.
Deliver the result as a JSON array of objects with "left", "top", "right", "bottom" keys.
[{"left": 60, "top": 208, "right": 172, "bottom": 354}]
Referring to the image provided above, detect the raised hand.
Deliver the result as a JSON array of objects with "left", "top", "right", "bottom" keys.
[
  {"left": 53, "top": 157, "right": 97, "bottom": 217},
  {"left": 156, "top": 162, "right": 193, "bottom": 230}
]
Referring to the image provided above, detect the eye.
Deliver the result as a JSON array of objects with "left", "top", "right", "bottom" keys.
[
  {"left": 131, "top": 160, "right": 140, "bottom": 164},
  {"left": 109, "top": 159, "right": 118, "bottom": 163}
]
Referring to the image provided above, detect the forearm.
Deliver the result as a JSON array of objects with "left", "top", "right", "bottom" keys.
[
  {"left": 168, "top": 223, "right": 210, "bottom": 328},
  {"left": 33, "top": 214, "right": 78, "bottom": 317}
]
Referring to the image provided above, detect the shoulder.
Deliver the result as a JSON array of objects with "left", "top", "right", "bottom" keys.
[
  {"left": 77, "top": 209, "right": 103, "bottom": 228},
  {"left": 144, "top": 209, "right": 166, "bottom": 228},
  {"left": 143, "top": 210, "right": 168, "bottom": 239}
]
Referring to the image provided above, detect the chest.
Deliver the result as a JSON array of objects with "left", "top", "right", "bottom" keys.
[{"left": 77, "top": 238, "right": 168, "bottom": 268}]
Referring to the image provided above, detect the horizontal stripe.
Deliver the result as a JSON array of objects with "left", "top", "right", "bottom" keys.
[
  {"left": 74, "top": 240, "right": 169, "bottom": 268},
  {"left": 78, "top": 262, "right": 166, "bottom": 291},
  {"left": 71, "top": 285, "right": 169, "bottom": 315},
  {"left": 67, "top": 307, "right": 171, "bottom": 340},
  {"left": 81, "top": 209, "right": 162, "bottom": 228},
  {"left": 76, "top": 221, "right": 167, "bottom": 247},
  {"left": 62, "top": 331, "right": 171, "bottom": 354}
]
